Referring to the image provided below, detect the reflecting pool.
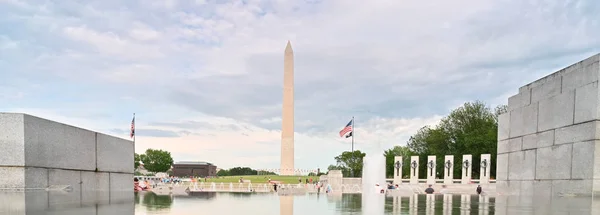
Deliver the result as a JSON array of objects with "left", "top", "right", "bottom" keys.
[{"left": 2, "top": 191, "right": 600, "bottom": 214}]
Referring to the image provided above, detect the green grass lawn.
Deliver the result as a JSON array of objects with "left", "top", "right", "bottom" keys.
[{"left": 205, "top": 175, "right": 319, "bottom": 184}]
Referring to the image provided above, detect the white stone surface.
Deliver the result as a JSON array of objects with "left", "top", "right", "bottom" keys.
[
  {"left": 479, "top": 154, "right": 491, "bottom": 184},
  {"left": 571, "top": 141, "right": 597, "bottom": 180},
  {"left": 508, "top": 90, "right": 531, "bottom": 111},
  {"left": 0, "top": 167, "right": 24, "bottom": 188},
  {"left": 555, "top": 121, "right": 600, "bottom": 145},
  {"left": 509, "top": 104, "right": 538, "bottom": 138},
  {"left": 508, "top": 150, "right": 536, "bottom": 180},
  {"left": 0, "top": 113, "right": 25, "bottom": 166},
  {"left": 531, "top": 77, "right": 562, "bottom": 103},
  {"left": 23, "top": 114, "right": 96, "bottom": 171},
  {"left": 96, "top": 133, "right": 134, "bottom": 173},
  {"left": 574, "top": 81, "right": 600, "bottom": 124},
  {"left": 393, "top": 156, "right": 402, "bottom": 185},
  {"left": 426, "top": 155, "right": 436, "bottom": 185},
  {"left": 496, "top": 153, "right": 508, "bottom": 181},
  {"left": 537, "top": 91, "right": 575, "bottom": 131},
  {"left": 443, "top": 155, "right": 453, "bottom": 185},
  {"left": 507, "top": 137, "right": 522, "bottom": 153},
  {"left": 409, "top": 156, "right": 419, "bottom": 184},
  {"left": 522, "top": 130, "right": 554, "bottom": 150},
  {"left": 498, "top": 113, "right": 510, "bottom": 141},
  {"left": 461, "top": 155, "right": 472, "bottom": 184},
  {"left": 562, "top": 55, "right": 599, "bottom": 93}
]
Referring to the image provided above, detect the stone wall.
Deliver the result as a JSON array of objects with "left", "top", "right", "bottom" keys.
[
  {"left": 497, "top": 54, "right": 600, "bottom": 196},
  {"left": 0, "top": 113, "right": 134, "bottom": 200}
]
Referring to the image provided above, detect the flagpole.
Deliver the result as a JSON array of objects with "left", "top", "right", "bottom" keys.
[
  {"left": 351, "top": 116, "right": 355, "bottom": 177},
  {"left": 133, "top": 113, "right": 136, "bottom": 146},
  {"left": 351, "top": 116, "right": 354, "bottom": 153}
]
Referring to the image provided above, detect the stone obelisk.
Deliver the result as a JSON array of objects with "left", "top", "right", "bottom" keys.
[{"left": 280, "top": 41, "right": 295, "bottom": 176}]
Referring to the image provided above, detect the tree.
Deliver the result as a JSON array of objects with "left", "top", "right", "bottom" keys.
[
  {"left": 134, "top": 153, "right": 141, "bottom": 170},
  {"left": 332, "top": 150, "right": 366, "bottom": 177},
  {"left": 404, "top": 101, "right": 502, "bottom": 178},
  {"left": 228, "top": 167, "right": 257, "bottom": 176},
  {"left": 216, "top": 169, "right": 230, "bottom": 176},
  {"left": 139, "top": 149, "right": 174, "bottom": 173}
]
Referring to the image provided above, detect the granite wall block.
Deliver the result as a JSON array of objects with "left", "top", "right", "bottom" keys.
[
  {"left": 498, "top": 113, "right": 510, "bottom": 141},
  {"left": 571, "top": 141, "right": 597, "bottom": 180},
  {"left": 0, "top": 167, "right": 24, "bottom": 188},
  {"left": 508, "top": 150, "right": 536, "bottom": 180},
  {"left": 509, "top": 103, "right": 538, "bottom": 138},
  {"left": 508, "top": 91, "right": 531, "bottom": 111},
  {"left": 537, "top": 91, "right": 575, "bottom": 131},
  {"left": 554, "top": 121, "right": 599, "bottom": 145},
  {"left": 496, "top": 153, "right": 508, "bottom": 181},
  {"left": 23, "top": 115, "right": 96, "bottom": 171},
  {"left": 522, "top": 130, "right": 554, "bottom": 150},
  {"left": 96, "top": 133, "right": 134, "bottom": 173},
  {"left": 535, "top": 144, "right": 572, "bottom": 180},
  {"left": 531, "top": 76, "right": 562, "bottom": 103},
  {"left": 575, "top": 81, "right": 600, "bottom": 124},
  {"left": 0, "top": 113, "right": 25, "bottom": 166}
]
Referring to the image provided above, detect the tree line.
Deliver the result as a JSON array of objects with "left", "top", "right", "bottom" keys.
[
  {"left": 328, "top": 101, "right": 507, "bottom": 179},
  {"left": 216, "top": 167, "right": 277, "bottom": 176}
]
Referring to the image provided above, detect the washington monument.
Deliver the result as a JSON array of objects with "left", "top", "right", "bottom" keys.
[{"left": 280, "top": 41, "right": 295, "bottom": 175}]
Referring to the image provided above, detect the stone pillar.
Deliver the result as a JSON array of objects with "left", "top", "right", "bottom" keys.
[
  {"left": 461, "top": 155, "right": 472, "bottom": 184},
  {"left": 479, "top": 154, "right": 491, "bottom": 184},
  {"left": 426, "top": 155, "right": 436, "bottom": 184},
  {"left": 393, "top": 156, "right": 403, "bottom": 185},
  {"left": 409, "top": 156, "right": 419, "bottom": 184},
  {"left": 327, "top": 170, "right": 343, "bottom": 191},
  {"left": 444, "top": 155, "right": 454, "bottom": 185},
  {"left": 497, "top": 54, "right": 600, "bottom": 196}
]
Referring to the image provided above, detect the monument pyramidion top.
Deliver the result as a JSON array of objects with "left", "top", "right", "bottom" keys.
[{"left": 285, "top": 40, "right": 293, "bottom": 53}]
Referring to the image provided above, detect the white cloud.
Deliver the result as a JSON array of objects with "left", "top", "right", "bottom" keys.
[{"left": 1, "top": 0, "right": 599, "bottom": 171}]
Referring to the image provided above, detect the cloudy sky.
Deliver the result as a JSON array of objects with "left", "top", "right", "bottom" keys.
[{"left": 1, "top": 0, "right": 599, "bottom": 171}]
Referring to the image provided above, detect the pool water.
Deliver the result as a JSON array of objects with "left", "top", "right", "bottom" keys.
[
  {"left": 133, "top": 192, "right": 600, "bottom": 215},
  {"left": 2, "top": 191, "right": 600, "bottom": 214}
]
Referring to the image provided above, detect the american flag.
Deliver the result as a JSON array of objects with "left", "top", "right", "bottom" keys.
[
  {"left": 339, "top": 119, "right": 353, "bottom": 138},
  {"left": 130, "top": 115, "right": 135, "bottom": 138}
]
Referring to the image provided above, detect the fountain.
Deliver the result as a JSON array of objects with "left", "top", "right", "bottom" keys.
[
  {"left": 361, "top": 149, "right": 386, "bottom": 214},
  {"left": 229, "top": 183, "right": 234, "bottom": 192},
  {"left": 210, "top": 182, "right": 216, "bottom": 191}
]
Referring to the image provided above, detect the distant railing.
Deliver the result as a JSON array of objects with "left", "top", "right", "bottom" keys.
[{"left": 385, "top": 178, "right": 496, "bottom": 184}]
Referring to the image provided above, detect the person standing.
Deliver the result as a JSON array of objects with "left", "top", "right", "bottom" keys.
[
  {"left": 424, "top": 185, "right": 434, "bottom": 194},
  {"left": 476, "top": 185, "right": 482, "bottom": 195}
]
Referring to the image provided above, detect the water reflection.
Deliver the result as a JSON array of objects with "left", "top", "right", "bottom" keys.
[
  {"left": 135, "top": 192, "right": 173, "bottom": 211},
  {"left": 280, "top": 195, "right": 293, "bottom": 215},
  {"left": 4, "top": 190, "right": 600, "bottom": 214},
  {"left": 0, "top": 191, "right": 134, "bottom": 214}
]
